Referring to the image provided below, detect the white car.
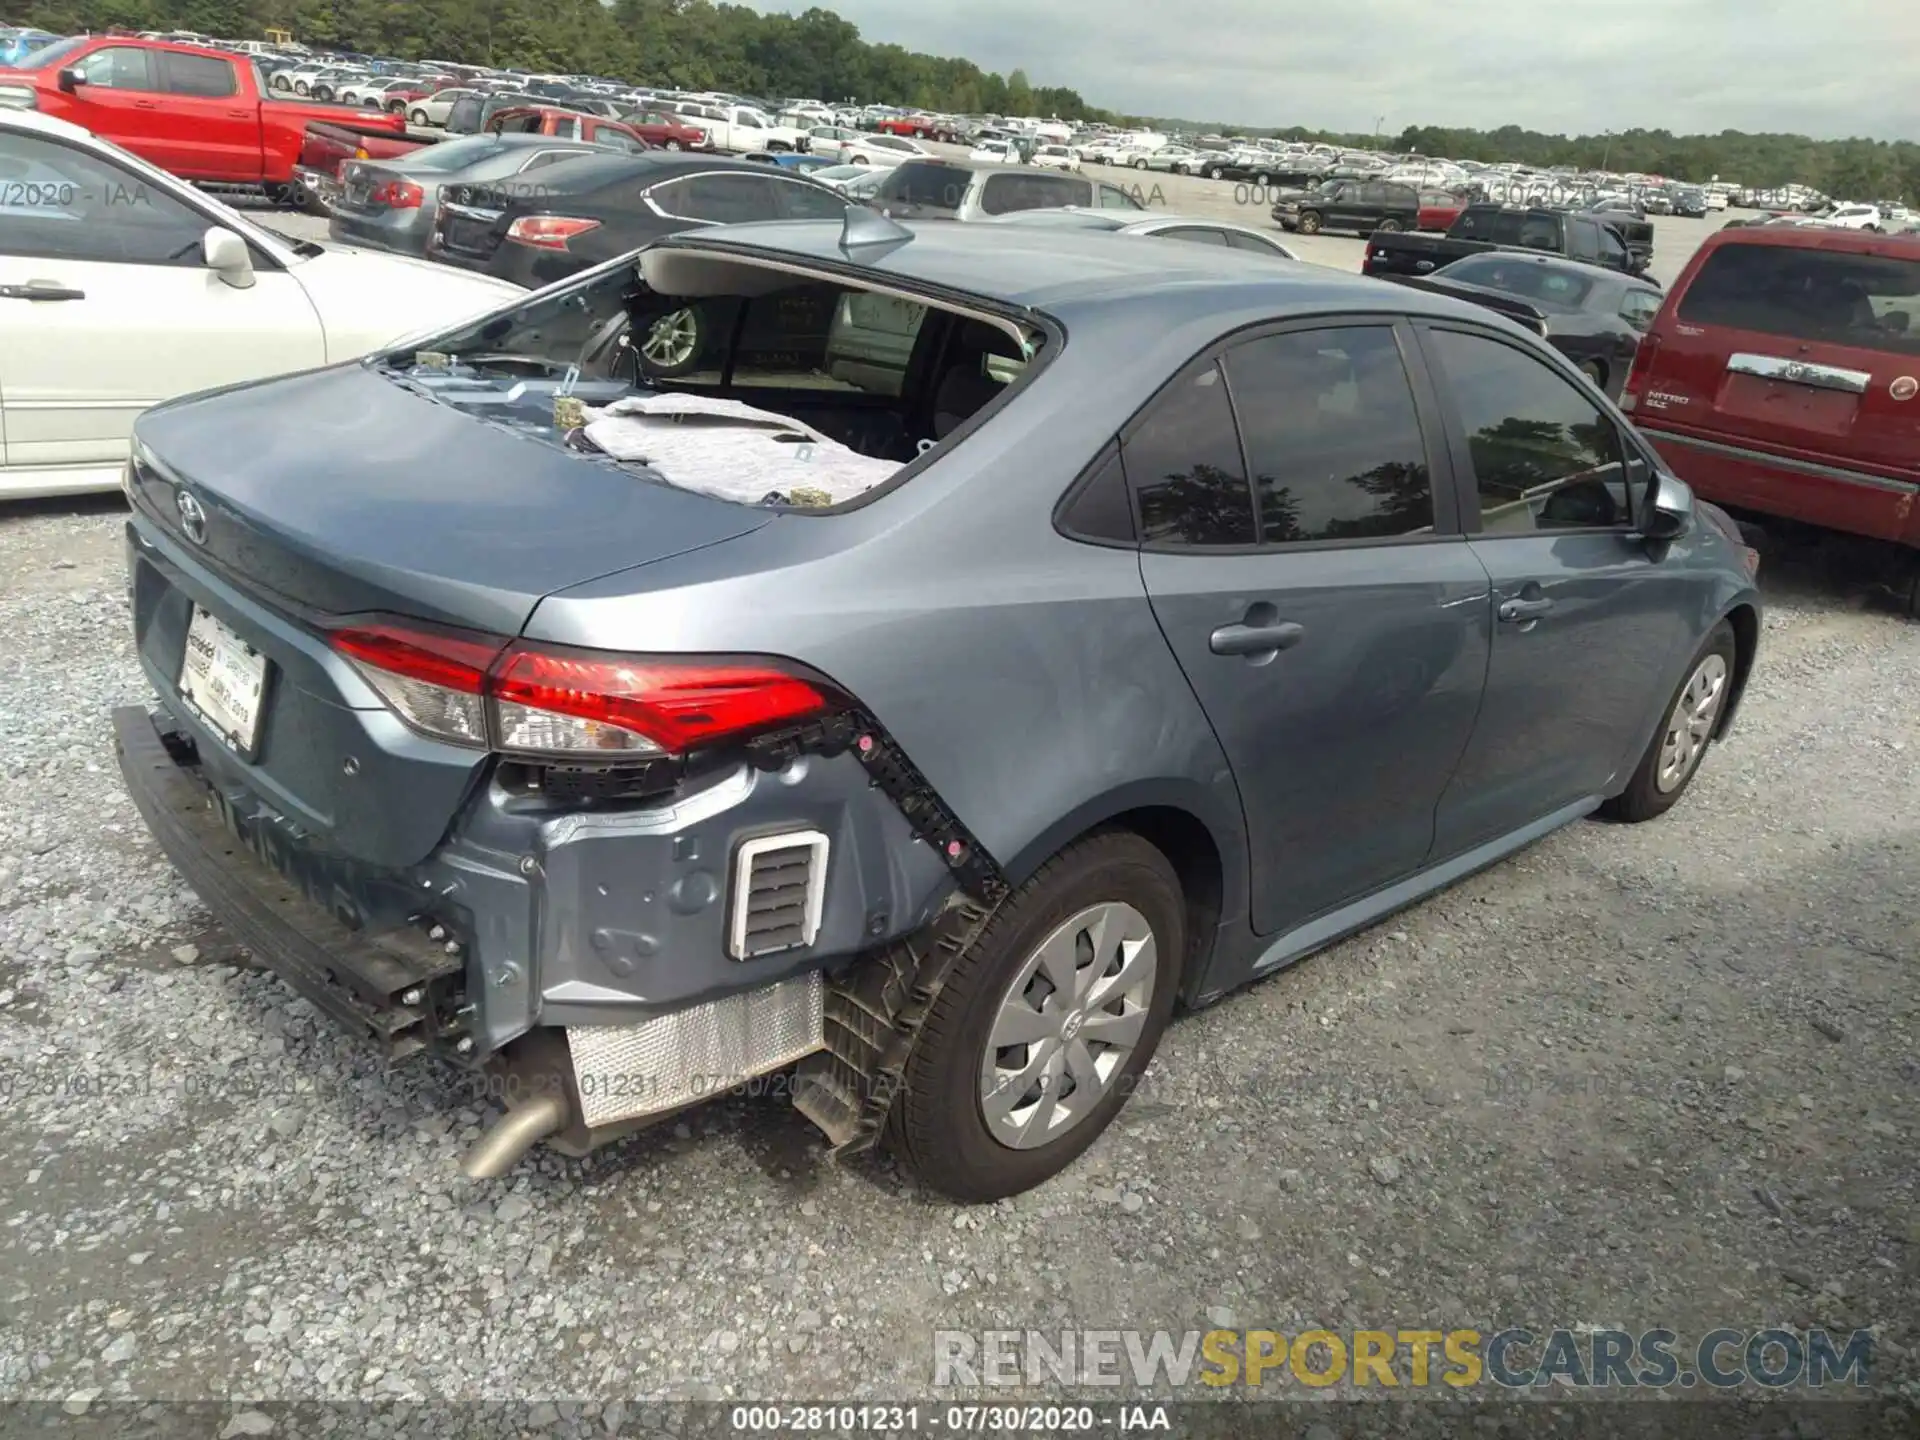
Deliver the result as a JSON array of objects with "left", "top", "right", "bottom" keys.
[
  {"left": 1030, "top": 144, "right": 1080, "bottom": 173},
  {"left": 837, "top": 133, "right": 929, "bottom": 167},
  {"left": 406, "top": 88, "right": 479, "bottom": 126},
  {"left": 0, "top": 110, "right": 522, "bottom": 500},
  {"left": 1824, "top": 204, "right": 1886, "bottom": 231},
  {"left": 968, "top": 139, "right": 1020, "bottom": 165}
]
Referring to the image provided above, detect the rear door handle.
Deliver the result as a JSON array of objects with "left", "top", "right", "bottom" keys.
[
  {"left": 1498, "top": 596, "right": 1555, "bottom": 622},
  {"left": 1210, "top": 621, "right": 1305, "bottom": 656},
  {"left": 0, "top": 280, "right": 86, "bottom": 302}
]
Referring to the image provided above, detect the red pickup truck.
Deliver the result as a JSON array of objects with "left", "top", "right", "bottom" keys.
[
  {"left": 483, "top": 106, "right": 657, "bottom": 155},
  {"left": 877, "top": 113, "right": 963, "bottom": 143},
  {"left": 0, "top": 35, "right": 415, "bottom": 203}
]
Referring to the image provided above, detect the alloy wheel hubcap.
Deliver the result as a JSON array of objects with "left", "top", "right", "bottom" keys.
[
  {"left": 1657, "top": 653, "right": 1729, "bottom": 792},
  {"left": 979, "top": 901, "right": 1157, "bottom": 1150},
  {"left": 642, "top": 310, "right": 699, "bottom": 368}
]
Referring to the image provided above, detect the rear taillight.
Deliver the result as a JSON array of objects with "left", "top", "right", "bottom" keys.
[
  {"left": 1620, "top": 330, "right": 1663, "bottom": 412},
  {"left": 505, "top": 215, "right": 602, "bottom": 251},
  {"left": 328, "top": 620, "right": 834, "bottom": 757},
  {"left": 369, "top": 178, "right": 424, "bottom": 208}
]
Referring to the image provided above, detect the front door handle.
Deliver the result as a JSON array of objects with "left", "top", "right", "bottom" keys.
[
  {"left": 1210, "top": 620, "right": 1305, "bottom": 656},
  {"left": 1498, "top": 596, "right": 1555, "bottom": 622},
  {"left": 0, "top": 280, "right": 86, "bottom": 302}
]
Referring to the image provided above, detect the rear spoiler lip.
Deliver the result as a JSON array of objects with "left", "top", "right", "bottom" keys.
[{"left": 1381, "top": 273, "right": 1551, "bottom": 334}]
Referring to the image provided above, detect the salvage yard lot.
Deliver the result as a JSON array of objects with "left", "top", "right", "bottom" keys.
[{"left": 0, "top": 189, "right": 1916, "bottom": 1411}]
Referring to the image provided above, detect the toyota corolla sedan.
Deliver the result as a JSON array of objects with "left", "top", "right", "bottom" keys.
[{"left": 114, "top": 215, "right": 1761, "bottom": 1201}]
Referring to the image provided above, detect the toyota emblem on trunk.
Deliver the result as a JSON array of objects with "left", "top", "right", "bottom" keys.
[{"left": 175, "top": 489, "right": 208, "bottom": 545}]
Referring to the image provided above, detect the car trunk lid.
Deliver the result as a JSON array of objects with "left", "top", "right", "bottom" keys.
[{"left": 130, "top": 361, "right": 777, "bottom": 639}]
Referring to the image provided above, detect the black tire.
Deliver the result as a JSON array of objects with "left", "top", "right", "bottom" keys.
[
  {"left": 663, "top": 139, "right": 682, "bottom": 151},
  {"left": 1133, "top": 157, "right": 1148, "bottom": 170},
  {"left": 1601, "top": 621, "right": 1737, "bottom": 823},
  {"left": 1297, "top": 209, "right": 1323, "bottom": 235},
  {"left": 1579, "top": 359, "right": 1608, "bottom": 389},
  {"left": 1254, "top": 172, "right": 1271, "bottom": 186},
  {"left": 1204, "top": 165, "right": 1223, "bottom": 180},
  {"left": 313, "top": 85, "right": 332, "bottom": 101},
  {"left": 1375, "top": 217, "right": 1404, "bottom": 233},
  {"left": 409, "top": 108, "right": 429, "bottom": 125},
  {"left": 886, "top": 830, "right": 1184, "bottom": 1202}
]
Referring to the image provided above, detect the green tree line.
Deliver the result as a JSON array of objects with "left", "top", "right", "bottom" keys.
[{"left": 14, "top": 0, "right": 1916, "bottom": 199}]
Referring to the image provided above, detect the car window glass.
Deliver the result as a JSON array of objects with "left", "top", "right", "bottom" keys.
[
  {"left": 161, "top": 52, "right": 235, "bottom": 97},
  {"left": 0, "top": 132, "right": 209, "bottom": 265},
  {"left": 1428, "top": 329, "right": 1633, "bottom": 532},
  {"left": 1676, "top": 243, "right": 1920, "bottom": 355},
  {"left": 1619, "top": 289, "right": 1662, "bottom": 329},
  {"left": 74, "top": 45, "right": 155, "bottom": 90},
  {"left": 1158, "top": 226, "right": 1229, "bottom": 245},
  {"left": 1096, "top": 183, "right": 1140, "bottom": 209},
  {"left": 772, "top": 176, "right": 847, "bottom": 220},
  {"left": 1226, "top": 327, "right": 1435, "bottom": 543},
  {"left": 596, "top": 129, "right": 644, "bottom": 153},
  {"left": 650, "top": 172, "right": 779, "bottom": 223},
  {"left": 980, "top": 172, "right": 1088, "bottom": 215},
  {"left": 1123, "top": 362, "right": 1256, "bottom": 546}
]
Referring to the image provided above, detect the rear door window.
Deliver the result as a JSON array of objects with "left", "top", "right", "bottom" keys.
[
  {"left": 159, "top": 52, "right": 236, "bottom": 97},
  {"left": 1122, "top": 362, "right": 1256, "bottom": 546},
  {"left": 1225, "top": 326, "right": 1438, "bottom": 543},
  {"left": 648, "top": 171, "right": 780, "bottom": 223},
  {"left": 1156, "top": 226, "right": 1230, "bottom": 245},
  {"left": 1676, "top": 243, "right": 1920, "bottom": 355}
]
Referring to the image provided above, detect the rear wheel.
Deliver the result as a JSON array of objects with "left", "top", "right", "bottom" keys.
[
  {"left": 1375, "top": 217, "right": 1405, "bottom": 233},
  {"left": 313, "top": 85, "right": 333, "bottom": 101},
  {"left": 1297, "top": 209, "right": 1323, "bottom": 234},
  {"left": 1601, "top": 621, "right": 1737, "bottom": 822},
  {"left": 1133, "top": 157, "right": 1149, "bottom": 170},
  {"left": 1204, "top": 165, "right": 1223, "bottom": 180},
  {"left": 409, "top": 108, "right": 429, "bottom": 125},
  {"left": 638, "top": 307, "right": 704, "bottom": 378},
  {"left": 663, "top": 138, "right": 682, "bottom": 151},
  {"left": 886, "top": 831, "right": 1184, "bottom": 1202}
]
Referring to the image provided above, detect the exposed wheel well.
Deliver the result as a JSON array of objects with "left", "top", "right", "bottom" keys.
[
  {"left": 1719, "top": 602, "right": 1761, "bottom": 736},
  {"left": 1100, "top": 805, "right": 1224, "bottom": 1001}
]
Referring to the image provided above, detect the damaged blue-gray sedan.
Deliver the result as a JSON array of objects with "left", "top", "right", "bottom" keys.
[{"left": 114, "top": 210, "right": 1761, "bottom": 1200}]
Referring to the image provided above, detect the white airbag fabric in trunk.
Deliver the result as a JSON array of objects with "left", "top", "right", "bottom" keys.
[{"left": 582, "top": 393, "right": 902, "bottom": 505}]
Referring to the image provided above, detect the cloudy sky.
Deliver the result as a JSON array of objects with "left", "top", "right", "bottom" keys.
[{"left": 744, "top": 0, "right": 1917, "bottom": 141}]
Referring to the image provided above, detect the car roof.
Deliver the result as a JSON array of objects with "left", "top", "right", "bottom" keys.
[
  {"left": 1439, "top": 250, "right": 1641, "bottom": 284},
  {"left": 661, "top": 219, "right": 1485, "bottom": 320},
  {"left": 1700, "top": 225, "right": 1920, "bottom": 260}
]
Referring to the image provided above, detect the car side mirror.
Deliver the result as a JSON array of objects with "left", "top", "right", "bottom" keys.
[
  {"left": 203, "top": 226, "right": 256, "bottom": 289},
  {"left": 1640, "top": 469, "right": 1693, "bottom": 542},
  {"left": 57, "top": 67, "right": 83, "bottom": 93}
]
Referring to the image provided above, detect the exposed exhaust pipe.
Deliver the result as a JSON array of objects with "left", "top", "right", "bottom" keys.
[{"left": 459, "top": 1092, "right": 570, "bottom": 1180}]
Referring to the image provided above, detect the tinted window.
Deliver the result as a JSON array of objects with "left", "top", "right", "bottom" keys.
[
  {"left": 161, "top": 52, "right": 236, "bottom": 97},
  {"left": 597, "top": 129, "right": 646, "bottom": 153},
  {"left": 1226, "top": 327, "right": 1435, "bottom": 543},
  {"left": 979, "top": 172, "right": 1089, "bottom": 215},
  {"left": 1675, "top": 243, "right": 1920, "bottom": 355},
  {"left": 1124, "top": 363, "right": 1255, "bottom": 546},
  {"left": 651, "top": 172, "right": 779, "bottom": 223},
  {"left": 1427, "top": 329, "right": 1633, "bottom": 532},
  {"left": 74, "top": 45, "right": 155, "bottom": 90},
  {"left": 1225, "top": 229, "right": 1288, "bottom": 255},
  {"left": 1444, "top": 256, "right": 1596, "bottom": 309},
  {"left": 1156, "top": 225, "right": 1229, "bottom": 245},
  {"left": 1097, "top": 182, "right": 1143, "bottom": 210},
  {"left": 0, "top": 132, "right": 210, "bottom": 265},
  {"left": 1059, "top": 446, "right": 1136, "bottom": 543},
  {"left": 771, "top": 176, "right": 846, "bottom": 220},
  {"left": 1597, "top": 228, "right": 1628, "bottom": 267},
  {"left": 875, "top": 160, "right": 971, "bottom": 210},
  {"left": 1619, "top": 289, "right": 1663, "bottom": 330}
]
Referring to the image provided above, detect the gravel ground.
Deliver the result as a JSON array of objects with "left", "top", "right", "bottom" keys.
[{"left": 0, "top": 495, "right": 1915, "bottom": 1418}]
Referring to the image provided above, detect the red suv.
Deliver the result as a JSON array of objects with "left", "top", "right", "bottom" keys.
[{"left": 1622, "top": 227, "right": 1920, "bottom": 573}]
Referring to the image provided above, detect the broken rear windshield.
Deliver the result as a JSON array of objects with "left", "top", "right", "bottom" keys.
[{"left": 371, "top": 255, "right": 1044, "bottom": 511}]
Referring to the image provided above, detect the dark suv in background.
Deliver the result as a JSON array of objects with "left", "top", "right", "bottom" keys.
[{"left": 1271, "top": 179, "right": 1423, "bottom": 236}]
